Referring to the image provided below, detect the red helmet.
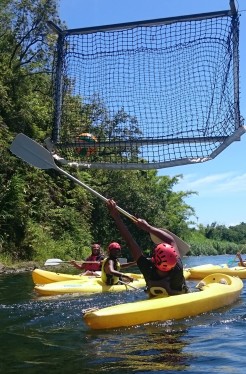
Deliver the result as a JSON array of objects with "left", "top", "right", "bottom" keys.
[
  {"left": 152, "top": 243, "right": 178, "bottom": 271},
  {"left": 108, "top": 242, "right": 121, "bottom": 251}
]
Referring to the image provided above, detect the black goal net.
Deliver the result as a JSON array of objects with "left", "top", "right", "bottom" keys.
[{"left": 47, "top": 1, "right": 244, "bottom": 170}]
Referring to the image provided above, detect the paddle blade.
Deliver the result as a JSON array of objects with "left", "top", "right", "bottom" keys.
[
  {"left": 150, "top": 229, "right": 190, "bottom": 258},
  {"left": 44, "top": 262, "right": 62, "bottom": 266},
  {"left": 10, "top": 133, "right": 56, "bottom": 170},
  {"left": 44, "top": 259, "right": 64, "bottom": 266}
]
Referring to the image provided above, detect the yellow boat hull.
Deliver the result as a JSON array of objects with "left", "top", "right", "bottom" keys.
[
  {"left": 83, "top": 273, "right": 243, "bottom": 330},
  {"left": 32, "top": 269, "right": 97, "bottom": 284},
  {"left": 34, "top": 276, "right": 146, "bottom": 296},
  {"left": 188, "top": 264, "right": 246, "bottom": 279},
  {"left": 32, "top": 268, "right": 190, "bottom": 285}
]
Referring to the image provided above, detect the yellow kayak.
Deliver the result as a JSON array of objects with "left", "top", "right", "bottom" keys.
[
  {"left": 83, "top": 273, "right": 243, "bottom": 329},
  {"left": 32, "top": 268, "right": 190, "bottom": 285},
  {"left": 32, "top": 269, "right": 101, "bottom": 284},
  {"left": 188, "top": 263, "right": 246, "bottom": 279},
  {"left": 34, "top": 268, "right": 190, "bottom": 295},
  {"left": 34, "top": 275, "right": 146, "bottom": 296}
]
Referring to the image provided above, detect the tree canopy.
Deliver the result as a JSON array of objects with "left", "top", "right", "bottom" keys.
[{"left": 0, "top": 1, "right": 245, "bottom": 263}]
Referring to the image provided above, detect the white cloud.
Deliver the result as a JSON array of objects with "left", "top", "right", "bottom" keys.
[{"left": 175, "top": 172, "right": 246, "bottom": 196}]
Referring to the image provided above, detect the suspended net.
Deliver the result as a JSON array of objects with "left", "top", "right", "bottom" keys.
[{"left": 47, "top": 3, "right": 245, "bottom": 170}]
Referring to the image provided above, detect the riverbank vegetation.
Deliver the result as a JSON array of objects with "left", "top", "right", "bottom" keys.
[{"left": 0, "top": 1, "right": 245, "bottom": 266}]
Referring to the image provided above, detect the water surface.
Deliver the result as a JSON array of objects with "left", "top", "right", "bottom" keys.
[{"left": 1, "top": 255, "right": 246, "bottom": 373}]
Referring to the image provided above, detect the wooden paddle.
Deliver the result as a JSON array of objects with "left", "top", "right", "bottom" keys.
[{"left": 10, "top": 133, "right": 190, "bottom": 257}]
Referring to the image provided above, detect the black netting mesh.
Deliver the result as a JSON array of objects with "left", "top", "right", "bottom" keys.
[{"left": 50, "top": 10, "right": 243, "bottom": 169}]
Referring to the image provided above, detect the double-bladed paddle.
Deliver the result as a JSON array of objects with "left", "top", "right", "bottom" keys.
[
  {"left": 44, "top": 258, "right": 101, "bottom": 266},
  {"left": 10, "top": 133, "right": 190, "bottom": 257},
  {"left": 10, "top": 133, "right": 136, "bottom": 220},
  {"left": 44, "top": 258, "right": 128, "bottom": 266},
  {"left": 44, "top": 259, "right": 139, "bottom": 289}
]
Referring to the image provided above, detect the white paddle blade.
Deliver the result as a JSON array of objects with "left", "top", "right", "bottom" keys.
[
  {"left": 10, "top": 133, "right": 56, "bottom": 170},
  {"left": 150, "top": 229, "right": 190, "bottom": 257},
  {"left": 44, "top": 259, "right": 64, "bottom": 266},
  {"left": 44, "top": 262, "right": 61, "bottom": 266},
  {"left": 10, "top": 134, "right": 137, "bottom": 222}
]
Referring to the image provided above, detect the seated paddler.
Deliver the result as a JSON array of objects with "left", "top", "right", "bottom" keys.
[{"left": 101, "top": 241, "right": 136, "bottom": 285}]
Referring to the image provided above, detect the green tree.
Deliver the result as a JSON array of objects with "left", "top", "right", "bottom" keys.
[{"left": 3, "top": 0, "right": 246, "bottom": 263}]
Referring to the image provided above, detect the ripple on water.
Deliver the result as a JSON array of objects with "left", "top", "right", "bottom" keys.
[{"left": 1, "top": 264, "right": 246, "bottom": 373}]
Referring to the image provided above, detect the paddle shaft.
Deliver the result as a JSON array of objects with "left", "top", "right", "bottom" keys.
[
  {"left": 45, "top": 257, "right": 129, "bottom": 267},
  {"left": 56, "top": 165, "right": 136, "bottom": 222},
  {"left": 10, "top": 134, "right": 136, "bottom": 222},
  {"left": 45, "top": 261, "right": 101, "bottom": 266},
  {"left": 10, "top": 134, "right": 188, "bottom": 255},
  {"left": 118, "top": 280, "right": 139, "bottom": 290}
]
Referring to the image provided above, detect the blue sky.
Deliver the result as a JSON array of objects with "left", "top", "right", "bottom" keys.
[{"left": 59, "top": 0, "right": 246, "bottom": 227}]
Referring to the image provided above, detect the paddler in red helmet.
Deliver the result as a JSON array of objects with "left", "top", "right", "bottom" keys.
[
  {"left": 107, "top": 199, "right": 189, "bottom": 296},
  {"left": 101, "top": 242, "right": 136, "bottom": 285}
]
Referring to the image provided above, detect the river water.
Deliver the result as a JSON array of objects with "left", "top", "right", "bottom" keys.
[{"left": 1, "top": 255, "right": 246, "bottom": 374}]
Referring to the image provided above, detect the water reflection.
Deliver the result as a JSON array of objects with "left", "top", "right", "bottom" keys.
[{"left": 83, "top": 323, "right": 192, "bottom": 372}]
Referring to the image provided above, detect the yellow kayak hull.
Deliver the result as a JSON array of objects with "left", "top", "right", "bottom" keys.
[
  {"left": 32, "top": 269, "right": 98, "bottom": 284},
  {"left": 32, "top": 268, "right": 190, "bottom": 285},
  {"left": 34, "top": 269, "right": 190, "bottom": 296},
  {"left": 188, "top": 264, "right": 246, "bottom": 279},
  {"left": 83, "top": 273, "right": 243, "bottom": 330},
  {"left": 34, "top": 275, "right": 146, "bottom": 296}
]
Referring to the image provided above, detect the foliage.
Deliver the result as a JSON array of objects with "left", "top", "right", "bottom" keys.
[
  {"left": 189, "top": 227, "right": 244, "bottom": 256},
  {"left": 0, "top": 0, "right": 245, "bottom": 265},
  {"left": 22, "top": 222, "right": 91, "bottom": 262}
]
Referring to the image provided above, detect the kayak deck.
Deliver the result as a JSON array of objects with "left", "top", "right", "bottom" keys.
[
  {"left": 188, "top": 263, "right": 246, "bottom": 279},
  {"left": 83, "top": 273, "right": 243, "bottom": 329}
]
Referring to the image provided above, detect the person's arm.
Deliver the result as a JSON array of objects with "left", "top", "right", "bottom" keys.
[
  {"left": 121, "top": 261, "right": 137, "bottom": 269},
  {"left": 70, "top": 260, "right": 85, "bottom": 270},
  {"left": 134, "top": 219, "right": 176, "bottom": 247},
  {"left": 107, "top": 199, "right": 179, "bottom": 255},
  {"left": 236, "top": 253, "right": 246, "bottom": 267},
  {"left": 107, "top": 199, "right": 143, "bottom": 262},
  {"left": 106, "top": 259, "right": 134, "bottom": 282}
]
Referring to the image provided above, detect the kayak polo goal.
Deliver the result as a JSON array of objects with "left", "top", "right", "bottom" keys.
[{"left": 47, "top": 0, "right": 245, "bottom": 170}]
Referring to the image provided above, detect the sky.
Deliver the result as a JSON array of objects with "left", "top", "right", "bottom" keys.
[{"left": 59, "top": 0, "right": 246, "bottom": 227}]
